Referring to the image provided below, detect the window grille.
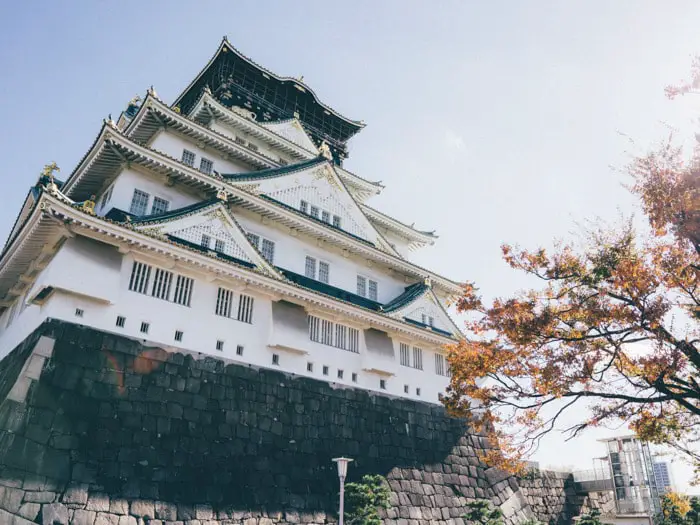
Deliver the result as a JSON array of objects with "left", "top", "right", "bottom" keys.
[
  {"left": 309, "top": 315, "right": 320, "bottom": 342},
  {"left": 140, "top": 322, "right": 149, "bottom": 334},
  {"left": 260, "top": 239, "right": 275, "bottom": 264},
  {"left": 215, "top": 287, "right": 234, "bottom": 318},
  {"left": 416, "top": 388, "right": 421, "bottom": 396},
  {"left": 322, "top": 210, "right": 330, "bottom": 223},
  {"left": 75, "top": 308, "right": 84, "bottom": 318},
  {"left": 348, "top": 328, "right": 359, "bottom": 353},
  {"left": 323, "top": 366, "right": 329, "bottom": 376},
  {"left": 182, "top": 149, "right": 196, "bottom": 166},
  {"left": 321, "top": 319, "right": 333, "bottom": 346},
  {"left": 151, "top": 268, "right": 173, "bottom": 300},
  {"left": 332, "top": 215, "right": 341, "bottom": 228},
  {"left": 174, "top": 330, "right": 183, "bottom": 342},
  {"left": 272, "top": 353, "right": 279, "bottom": 365},
  {"left": 412, "top": 347, "right": 423, "bottom": 370},
  {"left": 215, "top": 239, "right": 225, "bottom": 253},
  {"left": 318, "top": 261, "right": 329, "bottom": 283},
  {"left": 237, "top": 294, "right": 254, "bottom": 324},
  {"left": 357, "top": 275, "right": 367, "bottom": 297},
  {"left": 201, "top": 234, "right": 211, "bottom": 249},
  {"left": 310, "top": 206, "right": 320, "bottom": 219},
  {"left": 337, "top": 370, "right": 344, "bottom": 380},
  {"left": 435, "top": 353, "right": 448, "bottom": 376},
  {"left": 307, "top": 362, "right": 313, "bottom": 372},
  {"left": 199, "top": 157, "right": 213, "bottom": 174},
  {"left": 300, "top": 200, "right": 308, "bottom": 214},
  {"left": 236, "top": 345, "right": 244, "bottom": 356},
  {"left": 116, "top": 316, "right": 126, "bottom": 328},
  {"left": 429, "top": 316, "right": 435, "bottom": 327},
  {"left": 129, "top": 189, "right": 150, "bottom": 216},
  {"left": 422, "top": 314, "right": 427, "bottom": 325},
  {"left": 246, "top": 232, "right": 260, "bottom": 248},
  {"left": 368, "top": 280, "right": 378, "bottom": 301},
  {"left": 351, "top": 373, "right": 358, "bottom": 383},
  {"left": 305, "top": 256, "right": 316, "bottom": 279},
  {"left": 380, "top": 379, "right": 386, "bottom": 390},
  {"left": 151, "top": 197, "right": 169, "bottom": 215},
  {"left": 216, "top": 340, "right": 224, "bottom": 351},
  {"left": 173, "top": 275, "right": 193, "bottom": 307},
  {"left": 400, "top": 343, "right": 410, "bottom": 367},
  {"left": 128, "top": 261, "right": 152, "bottom": 294},
  {"left": 335, "top": 324, "right": 347, "bottom": 350},
  {"left": 404, "top": 384, "right": 409, "bottom": 394}
]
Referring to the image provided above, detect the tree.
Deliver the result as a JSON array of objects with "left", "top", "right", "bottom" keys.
[
  {"left": 659, "top": 492, "right": 691, "bottom": 525},
  {"left": 685, "top": 496, "right": 700, "bottom": 525},
  {"left": 578, "top": 509, "right": 609, "bottom": 525},
  {"left": 344, "top": 474, "right": 390, "bottom": 525},
  {"left": 442, "top": 57, "right": 700, "bottom": 476},
  {"left": 463, "top": 500, "right": 504, "bottom": 525}
]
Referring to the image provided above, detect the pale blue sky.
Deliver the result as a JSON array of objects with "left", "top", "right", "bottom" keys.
[{"left": 2, "top": 0, "right": 700, "bottom": 492}]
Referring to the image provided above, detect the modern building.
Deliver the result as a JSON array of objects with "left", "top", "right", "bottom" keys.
[
  {"left": 652, "top": 459, "right": 675, "bottom": 494},
  {"left": 0, "top": 37, "right": 462, "bottom": 403}
]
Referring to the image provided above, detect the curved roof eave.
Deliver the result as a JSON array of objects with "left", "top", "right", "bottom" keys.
[{"left": 172, "top": 37, "right": 365, "bottom": 129}]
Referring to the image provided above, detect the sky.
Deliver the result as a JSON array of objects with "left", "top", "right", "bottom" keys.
[{"left": 2, "top": 0, "right": 700, "bottom": 494}]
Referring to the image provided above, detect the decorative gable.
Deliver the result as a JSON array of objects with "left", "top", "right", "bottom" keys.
[
  {"left": 169, "top": 213, "right": 252, "bottom": 262},
  {"left": 382, "top": 282, "right": 460, "bottom": 337},
  {"left": 261, "top": 119, "right": 319, "bottom": 153}
]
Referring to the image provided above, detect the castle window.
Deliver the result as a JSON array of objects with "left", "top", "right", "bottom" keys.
[
  {"left": 422, "top": 314, "right": 427, "bottom": 325},
  {"left": 335, "top": 325, "right": 347, "bottom": 350},
  {"left": 412, "top": 347, "right": 423, "bottom": 370},
  {"left": 428, "top": 316, "right": 435, "bottom": 327},
  {"left": 215, "top": 287, "right": 234, "bottom": 318},
  {"left": 246, "top": 232, "right": 260, "bottom": 248},
  {"left": 215, "top": 239, "right": 226, "bottom": 253},
  {"left": 74, "top": 308, "right": 84, "bottom": 318},
  {"left": 416, "top": 388, "right": 421, "bottom": 396},
  {"left": 404, "top": 384, "right": 409, "bottom": 394},
  {"left": 348, "top": 328, "right": 359, "bottom": 353},
  {"left": 380, "top": 379, "right": 387, "bottom": 390},
  {"left": 318, "top": 261, "right": 330, "bottom": 284},
  {"left": 272, "top": 354, "right": 280, "bottom": 365},
  {"left": 151, "top": 196, "right": 169, "bottom": 215},
  {"left": 368, "top": 280, "right": 378, "bottom": 301},
  {"left": 400, "top": 342, "right": 410, "bottom": 367},
  {"left": 236, "top": 345, "right": 244, "bottom": 356},
  {"left": 174, "top": 330, "right": 183, "bottom": 342},
  {"left": 100, "top": 186, "right": 114, "bottom": 209},
  {"left": 351, "top": 373, "right": 358, "bottom": 383},
  {"left": 237, "top": 294, "right": 254, "bottom": 324},
  {"left": 182, "top": 149, "right": 196, "bottom": 167},
  {"left": 310, "top": 205, "right": 320, "bottom": 219},
  {"left": 116, "top": 316, "right": 126, "bottom": 328},
  {"left": 309, "top": 316, "right": 320, "bottom": 342},
  {"left": 307, "top": 362, "right": 313, "bottom": 372},
  {"left": 151, "top": 268, "right": 173, "bottom": 301},
  {"left": 332, "top": 215, "right": 341, "bottom": 228},
  {"left": 322, "top": 210, "right": 330, "bottom": 223},
  {"left": 201, "top": 234, "right": 211, "bottom": 249},
  {"left": 300, "top": 200, "right": 308, "bottom": 214},
  {"left": 199, "top": 157, "right": 213, "bottom": 175},
  {"left": 337, "top": 370, "right": 344, "bottom": 380},
  {"left": 356, "top": 275, "right": 367, "bottom": 297},
  {"left": 435, "top": 353, "right": 450, "bottom": 376},
  {"left": 260, "top": 239, "right": 275, "bottom": 264},
  {"left": 305, "top": 256, "right": 317, "bottom": 279},
  {"left": 140, "top": 322, "right": 149, "bottom": 334},
  {"left": 128, "top": 261, "right": 152, "bottom": 294},
  {"left": 129, "top": 189, "right": 150, "bottom": 216},
  {"left": 320, "top": 319, "right": 333, "bottom": 346},
  {"left": 322, "top": 365, "right": 329, "bottom": 376},
  {"left": 173, "top": 275, "right": 194, "bottom": 307},
  {"left": 216, "top": 340, "right": 224, "bottom": 351}
]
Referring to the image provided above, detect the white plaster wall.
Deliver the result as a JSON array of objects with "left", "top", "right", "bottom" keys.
[
  {"left": 149, "top": 130, "right": 250, "bottom": 174},
  {"left": 378, "top": 228, "right": 413, "bottom": 260},
  {"left": 209, "top": 120, "right": 292, "bottom": 165}
]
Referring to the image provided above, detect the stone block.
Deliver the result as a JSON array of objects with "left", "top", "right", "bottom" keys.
[
  {"left": 109, "top": 499, "right": 129, "bottom": 515},
  {"left": 156, "top": 500, "right": 178, "bottom": 520},
  {"left": 18, "top": 501, "right": 41, "bottom": 521},
  {"left": 42, "top": 502, "right": 69, "bottom": 525},
  {"left": 195, "top": 503, "right": 213, "bottom": 519},
  {"left": 0, "top": 485, "right": 24, "bottom": 513},
  {"left": 72, "top": 509, "right": 97, "bottom": 525},
  {"left": 130, "top": 499, "right": 155, "bottom": 519},
  {"left": 118, "top": 516, "right": 138, "bottom": 525},
  {"left": 86, "top": 493, "right": 110, "bottom": 512},
  {"left": 95, "top": 513, "right": 120, "bottom": 525},
  {"left": 62, "top": 483, "right": 88, "bottom": 505},
  {"left": 25, "top": 491, "right": 56, "bottom": 503}
]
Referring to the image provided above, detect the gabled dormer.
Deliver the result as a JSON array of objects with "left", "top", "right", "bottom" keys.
[{"left": 382, "top": 281, "right": 461, "bottom": 337}]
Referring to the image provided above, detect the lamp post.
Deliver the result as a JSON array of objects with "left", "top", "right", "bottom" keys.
[{"left": 332, "top": 457, "right": 353, "bottom": 525}]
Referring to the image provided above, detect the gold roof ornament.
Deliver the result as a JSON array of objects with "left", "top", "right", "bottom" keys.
[
  {"left": 216, "top": 187, "right": 229, "bottom": 202},
  {"left": 40, "top": 162, "right": 61, "bottom": 195},
  {"left": 318, "top": 140, "right": 333, "bottom": 160},
  {"left": 128, "top": 95, "right": 142, "bottom": 107},
  {"left": 173, "top": 105, "right": 181, "bottom": 114},
  {"left": 104, "top": 114, "right": 117, "bottom": 129},
  {"left": 147, "top": 85, "right": 158, "bottom": 98},
  {"left": 81, "top": 195, "right": 96, "bottom": 216},
  {"left": 424, "top": 276, "right": 432, "bottom": 288}
]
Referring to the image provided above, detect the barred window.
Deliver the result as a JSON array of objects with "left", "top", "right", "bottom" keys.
[
  {"left": 215, "top": 239, "right": 225, "bottom": 253},
  {"left": 435, "top": 353, "right": 446, "bottom": 376},
  {"left": 357, "top": 275, "right": 367, "bottom": 297},
  {"left": 309, "top": 315, "right": 359, "bottom": 353},
  {"left": 199, "top": 157, "right": 213, "bottom": 174},
  {"left": 310, "top": 205, "right": 320, "bottom": 219},
  {"left": 215, "top": 287, "right": 234, "bottom": 318},
  {"left": 151, "top": 197, "right": 169, "bottom": 215},
  {"left": 201, "top": 234, "right": 211, "bottom": 249},
  {"left": 151, "top": 268, "right": 173, "bottom": 300},
  {"left": 322, "top": 210, "right": 330, "bottom": 223},
  {"left": 300, "top": 200, "right": 308, "bottom": 214},
  {"left": 428, "top": 316, "right": 435, "bottom": 327},
  {"left": 335, "top": 324, "right": 347, "bottom": 350},
  {"left": 309, "top": 315, "right": 320, "bottom": 342},
  {"left": 128, "top": 261, "right": 152, "bottom": 294},
  {"left": 368, "top": 280, "right": 378, "bottom": 301},
  {"left": 237, "top": 294, "right": 254, "bottom": 324},
  {"left": 412, "top": 347, "right": 423, "bottom": 370},
  {"left": 332, "top": 215, "right": 341, "bottom": 228},
  {"left": 399, "top": 342, "right": 410, "bottom": 367},
  {"left": 261, "top": 239, "right": 275, "bottom": 264},
  {"left": 318, "top": 261, "right": 330, "bottom": 284},
  {"left": 182, "top": 149, "right": 196, "bottom": 166},
  {"left": 129, "top": 189, "right": 150, "bottom": 216},
  {"left": 305, "top": 256, "right": 316, "bottom": 279},
  {"left": 321, "top": 319, "right": 333, "bottom": 346},
  {"left": 173, "top": 275, "right": 194, "bottom": 307},
  {"left": 422, "top": 313, "right": 427, "bottom": 324},
  {"left": 348, "top": 328, "right": 359, "bottom": 353},
  {"left": 246, "top": 232, "right": 260, "bottom": 248}
]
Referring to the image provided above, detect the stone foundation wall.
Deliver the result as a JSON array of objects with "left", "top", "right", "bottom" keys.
[
  {"left": 517, "top": 471, "right": 579, "bottom": 525},
  {"left": 0, "top": 320, "right": 584, "bottom": 525}
]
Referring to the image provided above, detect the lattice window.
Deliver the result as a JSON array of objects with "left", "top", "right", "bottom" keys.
[
  {"left": 368, "top": 280, "right": 378, "bottom": 301},
  {"left": 348, "top": 328, "right": 359, "bottom": 353},
  {"left": 335, "top": 324, "right": 347, "bottom": 350},
  {"left": 182, "top": 149, "right": 196, "bottom": 166},
  {"left": 129, "top": 189, "right": 150, "bottom": 216},
  {"left": 199, "top": 157, "right": 214, "bottom": 175},
  {"left": 310, "top": 205, "right": 320, "bottom": 219},
  {"left": 318, "top": 261, "right": 329, "bottom": 284},
  {"left": 309, "top": 315, "right": 320, "bottom": 342},
  {"left": 321, "top": 210, "right": 330, "bottom": 223},
  {"left": 237, "top": 294, "right": 254, "bottom": 324},
  {"left": 305, "top": 256, "right": 316, "bottom": 279},
  {"left": 128, "top": 261, "right": 152, "bottom": 294},
  {"left": 300, "top": 200, "right": 308, "bottom": 214},
  {"left": 357, "top": 275, "right": 367, "bottom": 297},
  {"left": 151, "top": 197, "right": 169, "bottom": 215},
  {"left": 260, "top": 239, "right": 275, "bottom": 264},
  {"left": 201, "top": 234, "right": 211, "bottom": 249},
  {"left": 173, "top": 275, "right": 194, "bottom": 307},
  {"left": 215, "top": 239, "right": 225, "bottom": 252},
  {"left": 320, "top": 319, "right": 333, "bottom": 346},
  {"left": 151, "top": 268, "right": 173, "bottom": 300},
  {"left": 215, "top": 287, "right": 234, "bottom": 318},
  {"left": 171, "top": 222, "right": 250, "bottom": 262},
  {"left": 246, "top": 232, "right": 260, "bottom": 248},
  {"left": 412, "top": 347, "right": 423, "bottom": 370},
  {"left": 435, "top": 353, "right": 448, "bottom": 376},
  {"left": 400, "top": 343, "right": 410, "bottom": 367},
  {"left": 333, "top": 215, "right": 341, "bottom": 228},
  {"left": 429, "top": 316, "right": 435, "bottom": 327}
]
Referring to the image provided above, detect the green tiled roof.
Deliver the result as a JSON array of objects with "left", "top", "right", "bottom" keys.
[
  {"left": 381, "top": 282, "right": 429, "bottom": 313},
  {"left": 128, "top": 199, "right": 220, "bottom": 224},
  {"left": 222, "top": 157, "right": 325, "bottom": 181}
]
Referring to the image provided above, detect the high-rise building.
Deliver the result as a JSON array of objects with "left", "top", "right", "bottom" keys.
[
  {"left": 0, "top": 37, "right": 461, "bottom": 402},
  {"left": 653, "top": 460, "right": 675, "bottom": 493}
]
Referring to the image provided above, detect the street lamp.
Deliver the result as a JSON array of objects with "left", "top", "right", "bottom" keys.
[{"left": 332, "top": 457, "right": 353, "bottom": 525}]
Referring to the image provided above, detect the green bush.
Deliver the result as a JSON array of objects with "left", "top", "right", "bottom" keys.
[
  {"left": 463, "top": 500, "right": 504, "bottom": 525},
  {"left": 344, "top": 474, "right": 390, "bottom": 525}
]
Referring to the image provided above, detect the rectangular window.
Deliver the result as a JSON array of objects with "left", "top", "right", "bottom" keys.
[
  {"left": 116, "top": 315, "right": 126, "bottom": 328},
  {"left": 422, "top": 313, "right": 427, "bottom": 325},
  {"left": 318, "top": 261, "right": 329, "bottom": 284},
  {"left": 412, "top": 347, "right": 423, "bottom": 370},
  {"left": 215, "top": 239, "right": 226, "bottom": 253},
  {"left": 309, "top": 315, "right": 320, "bottom": 342},
  {"left": 428, "top": 316, "right": 435, "bottom": 327},
  {"left": 246, "top": 232, "right": 260, "bottom": 248},
  {"left": 272, "top": 354, "right": 279, "bottom": 365},
  {"left": 321, "top": 210, "right": 330, "bottom": 223},
  {"left": 140, "top": 322, "right": 149, "bottom": 334},
  {"left": 404, "top": 384, "right": 409, "bottom": 394},
  {"left": 182, "top": 149, "right": 196, "bottom": 166},
  {"left": 151, "top": 197, "right": 169, "bottom": 215},
  {"left": 260, "top": 239, "right": 275, "bottom": 264},
  {"left": 201, "top": 234, "right": 211, "bottom": 249},
  {"left": 236, "top": 345, "right": 244, "bottom": 356},
  {"left": 332, "top": 215, "right": 341, "bottom": 228},
  {"left": 368, "top": 280, "right": 378, "bottom": 301},
  {"left": 351, "top": 373, "right": 358, "bottom": 383},
  {"left": 310, "top": 205, "right": 320, "bottom": 219},
  {"left": 435, "top": 353, "right": 451, "bottom": 377},
  {"left": 335, "top": 324, "right": 347, "bottom": 350},
  {"left": 174, "top": 330, "right": 183, "bottom": 342},
  {"left": 129, "top": 189, "right": 150, "bottom": 216},
  {"left": 321, "top": 319, "right": 333, "bottom": 346},
  {"left": 348, "top": 328, "right": 359, "bottom": 353},
  {"left": 216, "top": 340, "right": 224, "bottom": 351},
  {"left": 305, "top": 256, "right": 316, "bottom": 279},
  {"left": 215, "top": 288, "right": 234, "bottom": 318},
  {"left": 300, "top": 200, "right": 308, "bottom": 214},
  {"left": 323, "top": 366, "right": 329, "bottom": 376},
  {"left": 356, "top": 275, "right": 367, "bottom": 297},
  {"left": 400, "top": 343, "right": 410, "bottom": 367},
  {"left": 416, "top": 388, "right": 421, "bottom": 396},
  {"left": 151, "top": 268, "right": 173, "bottom": 301},
  {"left": 337, "top": 370, "right": 344, "bottom": 380},
  {"left": 128, "top": 261, "right": 152, "bottom": 294},
  {"left": 173, "top": 275, "right": 194, "bottom": 307},
  {"left": 380, "top": 379, "right": 387, "bottom": 390},
  {"left": 307, "top": 362, "right": 313, "bottom": 372},
  {"left": 237, "top": 294, "right": 254, "bottom": 324},
  {"left": 199, "top": 157, "right": 213, "bottom": 175},
  {"left": 75, "top": 308, "right": 84, "bottom": 318}
]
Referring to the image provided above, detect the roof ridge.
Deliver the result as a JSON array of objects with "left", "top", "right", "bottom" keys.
[{"left": 222, "top": 156, "right": 326, "bottom": 181}]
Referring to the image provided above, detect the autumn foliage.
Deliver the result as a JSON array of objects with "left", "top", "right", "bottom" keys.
[{"left": 443, "top": 58, "right": 700, "bottom": 477}]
